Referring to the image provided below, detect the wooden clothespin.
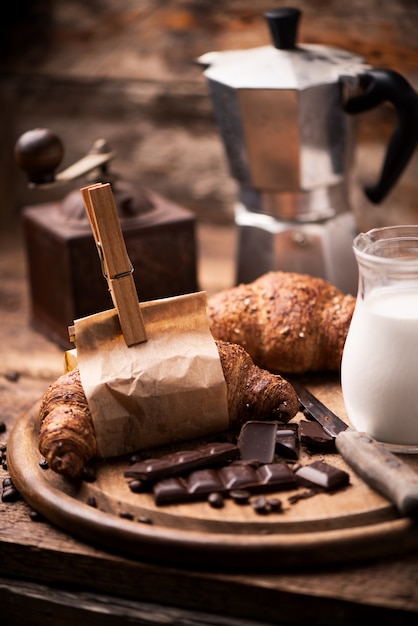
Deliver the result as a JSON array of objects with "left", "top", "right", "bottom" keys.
[{"left": 81, "top": 182, "right": 147, "bottom": 347}]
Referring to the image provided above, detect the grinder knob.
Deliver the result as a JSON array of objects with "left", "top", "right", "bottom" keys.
[{"left": 14, "top": 128, "right": 64, "bottom": 184}]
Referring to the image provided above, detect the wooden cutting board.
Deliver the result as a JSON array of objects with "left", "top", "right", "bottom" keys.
[{"left": 7, "top": 379, "right": 418, "bottom": 571}]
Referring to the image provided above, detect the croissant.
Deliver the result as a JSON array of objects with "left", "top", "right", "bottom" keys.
[
  {"left": 207, "top": 271, "right": 356, "bottom": 375},
  {"left": 39, "top": 339, "right": 299, "bottom": 479}
]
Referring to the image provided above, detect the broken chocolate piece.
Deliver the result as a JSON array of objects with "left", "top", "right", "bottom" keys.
[
  {"left": 187, "top": 469, "right": 224, "bottom": 495},
  {"left": 153, "top": 477, "right": 190, "bottom": 505},
  {"left": 124, "top": 442, "right": 239, "bottom": 482},
  {"left": 275, "top": 423, "right": 299, "bottom": 460},
  {"left": 295, "top": 460, "right": 349, "bottom": 491},
  {"left": 153, "top": 460, "right": 297, "bottom": 505},
  {"left": 299, "top": 420, "right": 336, "bottom": 452},
  {"left": 238, "top": 421, "right": 277, "bottom": 463},
  {"left": 219, "top": 463, "right": 261, "bottom": 490}
]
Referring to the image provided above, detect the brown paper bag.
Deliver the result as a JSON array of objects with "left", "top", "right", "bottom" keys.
[{"left": 74, "top": 291, "right": 229, "bottom": 458}]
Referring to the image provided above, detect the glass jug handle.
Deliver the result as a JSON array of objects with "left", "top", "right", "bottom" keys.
[{"left": 345, "top": 69, "right": 418, "bottom": 204}]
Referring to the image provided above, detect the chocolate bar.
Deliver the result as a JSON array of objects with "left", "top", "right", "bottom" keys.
[
  {"left": 299, "top": 420, "right": 336, "bottom": 452},
  {"left": 295, "top": 460, "right": 349, "bottom": 490},
  {"left": 153, "top": 460, "right": 297, "bottom": 505},
  {"left": 237, "top": 421, "right": 277, "bottom": 463},
  {"left": 124, "top": 442, "right": 239, "bottom": 482},
  {"left": 275, "top": 423, "right": 299, "bottom": 460}
]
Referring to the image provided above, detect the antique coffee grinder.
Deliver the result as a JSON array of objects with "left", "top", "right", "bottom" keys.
[
  {"left": 15, "top": 128, "right": 198, "bottom": 347},
  {"left": 199, "top": 7, "right": 418, "bottom": 294}
]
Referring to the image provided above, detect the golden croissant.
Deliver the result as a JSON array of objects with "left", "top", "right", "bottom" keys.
[
  {"left": 207, "top": 272, "right": 355, "bottom": 374},
  {"left": 39, "top": 340, "right": 299, "bottom": 479}
]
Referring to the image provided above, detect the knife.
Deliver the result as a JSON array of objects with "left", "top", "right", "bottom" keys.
[{"left": 292, "top": 381, "right": 418, "bottom": 518}]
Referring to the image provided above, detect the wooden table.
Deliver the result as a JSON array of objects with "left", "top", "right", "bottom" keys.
[{"left": 1, "top": 226, "right": 418, "bottom": 626}]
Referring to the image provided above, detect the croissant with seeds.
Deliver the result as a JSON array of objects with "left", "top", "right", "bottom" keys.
[{"left": 207, "top": 272, "right": 356, "bottom": 374}]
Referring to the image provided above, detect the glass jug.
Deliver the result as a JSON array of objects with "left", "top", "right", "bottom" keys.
[{"left": 341, "top": 225, "right": 418, "bottom": 452}]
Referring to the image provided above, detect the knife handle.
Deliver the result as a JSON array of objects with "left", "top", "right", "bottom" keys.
[{"left": 336, "top": 430, "right": 418, "bottom": 517}]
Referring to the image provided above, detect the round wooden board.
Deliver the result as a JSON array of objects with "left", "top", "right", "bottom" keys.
[{"left": 7, "top": 401, "right": 418, "bottom": 571}]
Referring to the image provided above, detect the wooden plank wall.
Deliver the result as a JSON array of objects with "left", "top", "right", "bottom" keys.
[{"left": 0, "top": 0, "right": 417, "bottom": 229}]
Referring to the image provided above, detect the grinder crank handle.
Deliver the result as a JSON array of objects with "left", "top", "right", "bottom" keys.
[
  {"left": 336, "top": 429, "right": 418, "bottom": 518},
  {"left": 345, "top": 69, "right": 418, "bottom": 204}
]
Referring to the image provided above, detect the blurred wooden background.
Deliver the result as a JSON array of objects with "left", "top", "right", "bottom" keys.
[{"left": 1, "top": 0, "right": 418, "bottom": 230}]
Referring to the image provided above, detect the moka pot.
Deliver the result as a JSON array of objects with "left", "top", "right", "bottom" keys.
[{"left": 199, "top": 8, "right": 418, "bottom": 294}]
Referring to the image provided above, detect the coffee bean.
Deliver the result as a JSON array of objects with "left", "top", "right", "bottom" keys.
[
  {"left": 119, "top": 511, "right": 134, "bottom": 520},
  {"left": 252, "top": 495, "right": 271, "bottom": 515},
  {"left": 207, "top": 492, "right": 224, "bottom": 509},
  {"left": 0, "top": 422, "right": 6, "bottom": 434},
  {"left": 138, "top": 516, "right": 153, "bottom": 525},
  {"left": 82, "top": 466, "right": 96, "bottom": 483},
  {"left": 5, "top": 371, "right": 20, "bottom": 383},
  {"left": 87, "top": 496, "right": 97, "bottom": 508},
  {"left": 129, "top": 479, "right": 145, "bottom": 493},
  {"left": 29, "top": 509, "right": 44, "bottom": 522},
  {"left": 230, "top": 489, "right": 251, "bottom": 505},
  {"left": 39, "top": 458, "right": 49, "bottom": 470},
  {"left": 2, "top": 485, "right": 20, "bottom": 502},
  {"left": 268, "top": 497, "right": 283, "bottom": 513}
]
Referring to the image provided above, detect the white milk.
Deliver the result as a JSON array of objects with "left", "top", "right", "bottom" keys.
[{"left": 341, "top": 288, "right": 418, "bottom": 445}]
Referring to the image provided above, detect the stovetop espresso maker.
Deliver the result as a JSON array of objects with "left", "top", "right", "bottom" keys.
[{"left": 199, "top": 7, "right": 418, "bottom": 294}]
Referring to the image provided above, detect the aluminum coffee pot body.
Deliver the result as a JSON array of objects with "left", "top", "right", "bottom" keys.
[{"left": 199, "top": 8, "right": 418, "bottom": 294}]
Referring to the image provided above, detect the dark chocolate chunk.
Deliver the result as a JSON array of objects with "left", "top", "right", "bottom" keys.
[
  {"left": 153, "top": 477, "right": 190, "bottom": 505},
  {"left": 275, "top": 423, "right": 299, "bottom": 460},
  {"left": 237, "top": 421, "right": 277, "bottom": 463},
  {"left": 254, "top": 462, "right": 297, "bottom": 492},
  {"left": 0, "top": 422, "right": 6, "bottom": 434},
  {"left": 39, "top": 458, "right": 49, "bottom": 470},
  {"left": 153, "top": 460, "right": 297, "bottom": 505},
  {"left": 125, "top": 442, "right": 239, "bottom": 482},
  {"left": 299, "top": 420, "right": 336, "bottom": 452},
  {"left": 295, "top": 461, "right": 349, "bottom": 491},
  {"left": 187, "top": 469, "right": 224, "bottom": 495},
  {"left": 219, "top": 463, "right": 259, "bottom": 490}
]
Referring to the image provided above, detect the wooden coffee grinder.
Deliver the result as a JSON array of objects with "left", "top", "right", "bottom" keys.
[{"left": 15, "top": 128, "right": 198, "bottom": 348}]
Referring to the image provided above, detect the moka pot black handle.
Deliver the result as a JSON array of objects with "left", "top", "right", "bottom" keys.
[{"left": 345, "top": 69, "right": 418, "bottom": 204}]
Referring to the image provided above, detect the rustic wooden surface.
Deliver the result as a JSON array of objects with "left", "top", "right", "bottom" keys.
[
  {"left": 1, "top": 225, "right": 418, "bottom": 625},
  {"left": 8, "top": 396, "right": 418, "bottom": 571}
]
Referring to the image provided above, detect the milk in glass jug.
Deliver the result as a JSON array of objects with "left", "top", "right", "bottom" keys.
[{"left": 341, "top": 225, "right": 418, "bottom": 452}]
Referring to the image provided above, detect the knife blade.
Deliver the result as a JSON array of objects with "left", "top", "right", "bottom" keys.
[
  {"left": 291, "top": 381, "right": 347, "bottom": 438},
  {"left": 292, "top": 381, "right": 418, "bottom": 518}
]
